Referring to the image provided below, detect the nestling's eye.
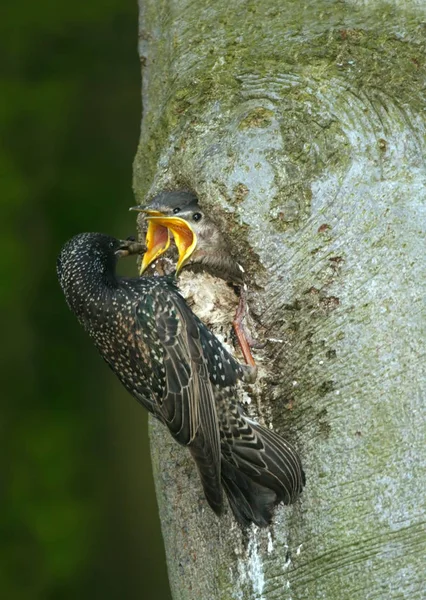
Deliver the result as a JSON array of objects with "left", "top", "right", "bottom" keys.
[
  {"left": 192, "top": 212, "right": 202, "bottom": 222},
  {"left": 173, "top": 207, "right": 181, "bottom": 214}
]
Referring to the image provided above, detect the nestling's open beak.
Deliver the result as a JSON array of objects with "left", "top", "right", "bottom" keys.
[
  {"left": 129, "top": 207, "right": 163, "bottom": 217},
  {"left": 145, "top": 215, "right": 197, "bottom": 275},
  {"left": 130, "top": 207, "right": 171, "bottom": 274}
]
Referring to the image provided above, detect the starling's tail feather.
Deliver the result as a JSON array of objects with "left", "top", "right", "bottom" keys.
[
  {"left": 221, "top": 461, "right": 278, "bottom": 527},
  {"left": 221, "top": 410, "right": 305, "bottom": 527},
  {"left": 244, "top": 417, "right": 306, "bottom": 502},
  {"left": 189, "top": 433, "right": 223, "bottom": 516}
]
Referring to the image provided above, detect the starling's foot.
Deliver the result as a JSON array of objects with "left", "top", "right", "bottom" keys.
[
  {"left": 233, "top": 289, "right": 264, "bottom": 367},
  {"left": 242, "top": 364, "right": 258, "bottom": 384}
]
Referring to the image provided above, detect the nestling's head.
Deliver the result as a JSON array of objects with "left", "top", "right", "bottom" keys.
[{"left": 131, "top": 191, "right": 243, "bottom": 283}]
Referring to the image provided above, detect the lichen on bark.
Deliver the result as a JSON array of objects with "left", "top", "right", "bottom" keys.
[{"left": 134, "top": 1, "right": 426, "bottom": 598}]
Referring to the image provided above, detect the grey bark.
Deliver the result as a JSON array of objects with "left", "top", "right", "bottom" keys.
[{"left": 134, "top": 1, "right": 426, "bottom": 598}]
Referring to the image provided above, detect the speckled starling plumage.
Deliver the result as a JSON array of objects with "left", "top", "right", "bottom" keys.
[{"left": 57, "top": 232, "right": 305, "bottom": 526}]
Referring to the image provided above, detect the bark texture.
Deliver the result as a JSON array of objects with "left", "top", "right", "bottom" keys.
[{"left": 134, "top": 1, "right": 426, "bottom": 598}]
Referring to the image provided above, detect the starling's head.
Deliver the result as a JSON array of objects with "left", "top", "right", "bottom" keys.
[
  {"left": 57, "top": 233, "right": 145, "bottom": 315},
  {"left": 131, "top": 191, "right": 242, "bottom": 282},
  {"left": 57, "top": 233, "right": 124, "bottom": 313},
  {"left": 57, "top": 233, "right": 139, "bottom": 287},
  {"left": 58, "top": 231, "right": 120, "bottom": 265}
]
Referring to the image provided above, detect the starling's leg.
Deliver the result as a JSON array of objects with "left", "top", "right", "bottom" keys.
[{"left": 233, "top": 287, "right": 265, "bottom": 367}]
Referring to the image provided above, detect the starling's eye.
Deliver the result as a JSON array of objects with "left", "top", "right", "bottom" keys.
[
  {"left": 192, "top": 212, "right": 202, "bottom": 222},
  {"left": 173, "top": 207, "right": 181, "bottom": 214}
]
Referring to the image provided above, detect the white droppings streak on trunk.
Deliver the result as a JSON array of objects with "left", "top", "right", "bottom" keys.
[
  {"left": 233, "top": 528, "right": 266, "bottom": 600},
  {"left": 247, "top": 533, "right": 266, "bottom": 600},
  {"left": 267, "top": 532, "right": 274, "bottom": 554}
]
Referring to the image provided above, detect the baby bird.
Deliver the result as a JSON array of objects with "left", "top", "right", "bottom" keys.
[{"left": 131, "top": 191, "right": 259, "bottom": 365}]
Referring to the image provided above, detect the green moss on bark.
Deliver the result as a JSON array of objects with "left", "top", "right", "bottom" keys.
[{"left": 136, "top": 2, "right": 426, "bottom": 599}]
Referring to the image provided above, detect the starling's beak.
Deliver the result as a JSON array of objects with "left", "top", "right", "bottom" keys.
[
  {"left": 145, "top": 215, "right": 197, "bottom": 275},
  {"left": 130, "top": 207, "right": 171, "bottom": 275},
  {"left": 115, "top": 248, "right": 130, "bottom": 258},
  {"left": 115, "top": 239, "right": 146, "bottom": 258}
]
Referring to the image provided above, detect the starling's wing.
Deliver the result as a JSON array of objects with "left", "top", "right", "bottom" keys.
[
  {"left": 134, "top": 285, "right": 222, "bottom": 513},
  {"left": 197, "top": 321, "right": 245, "bottom": 387}
]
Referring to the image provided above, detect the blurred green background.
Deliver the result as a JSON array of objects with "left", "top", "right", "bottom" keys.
[{"left": 1, "top": 1, "right": 171, "bottom": 598}]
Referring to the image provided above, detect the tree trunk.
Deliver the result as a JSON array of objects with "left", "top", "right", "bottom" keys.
[{"left": 134, "top": 1, "right": 426, "bottom": 598}]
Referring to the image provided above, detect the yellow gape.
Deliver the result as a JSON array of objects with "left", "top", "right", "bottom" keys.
[{"left": 142, "top": 215, "right": 198, "bottom": 275}]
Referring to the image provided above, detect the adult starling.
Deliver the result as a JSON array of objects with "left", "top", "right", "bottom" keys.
[
  {"left": 57, "top": 232, "right": 304, "bottom": 527},
  {"left": 131, "top": 191, "right": 258, "bottom": 365}
]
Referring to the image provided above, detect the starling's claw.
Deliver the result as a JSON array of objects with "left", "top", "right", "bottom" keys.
[{"left": 242, "top": 364, "right": 258, "bottom": 384}]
